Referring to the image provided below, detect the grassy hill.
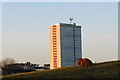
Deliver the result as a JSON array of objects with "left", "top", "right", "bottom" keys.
[{"left": 1, "top": 60, "right": 120, "bottom": 80}]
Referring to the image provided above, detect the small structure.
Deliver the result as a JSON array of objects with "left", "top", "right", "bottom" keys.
[
  {"left": 35, "top": 64, "right": 50, "bottom": 71},
  {"left": 35, "top": 66, "right": 44, "bottom": 71},
  {"left": 44, "top": 64, "right": 50, "bottom": 69}
]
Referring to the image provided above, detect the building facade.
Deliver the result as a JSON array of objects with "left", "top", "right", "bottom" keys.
[{"left": 50, "top": 23, "right": 82, "bottom": 69}]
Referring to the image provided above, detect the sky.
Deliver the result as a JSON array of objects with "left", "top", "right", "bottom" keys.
[
  {"left": 0, "top": 1, "right": 118, "bottom": 65},
  {"left": 0, "top": 0, "right": 119, "bottom": 2},
  {"left": 0, "top": 2, "right": 2, "bottom": 61}
]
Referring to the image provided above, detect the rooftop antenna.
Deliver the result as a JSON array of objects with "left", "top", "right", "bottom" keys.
[{"left": 69, "top": 18, "right": 73, "bottom": 24}]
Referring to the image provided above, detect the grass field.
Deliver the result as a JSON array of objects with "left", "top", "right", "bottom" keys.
[{"left": 1, "top": 60, "right": 120, "bottom": 80}]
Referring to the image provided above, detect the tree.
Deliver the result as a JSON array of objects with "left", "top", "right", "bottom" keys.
[
  {"left": 0, "top": 61, "right": 2, "bottom": 69},
  {"left": 0, "top": 58, "right": 16, "bottom": 68},
  {"left": 77, "top": 58, "right": 92, "bottom": 67},
  {"left": 2, "top": 64, "right": 24, "bottom": 75}
]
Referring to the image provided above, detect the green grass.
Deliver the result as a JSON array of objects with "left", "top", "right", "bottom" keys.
[{"left": 2, "top": 60, "right": 120, "bottom": 79}]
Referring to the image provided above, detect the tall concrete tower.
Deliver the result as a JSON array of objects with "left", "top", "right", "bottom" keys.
[{"left": 49, "top": 22, "right": 82, "bottom": 69}]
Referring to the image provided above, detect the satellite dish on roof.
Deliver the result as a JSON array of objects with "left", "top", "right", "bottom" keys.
[{"left": 69, "top": 18, "right": 73, "bottom": 24}]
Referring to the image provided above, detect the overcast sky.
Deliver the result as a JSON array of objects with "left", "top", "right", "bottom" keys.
[{"left": 1, "top": 1, "right": 118, "bottom": 65}]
